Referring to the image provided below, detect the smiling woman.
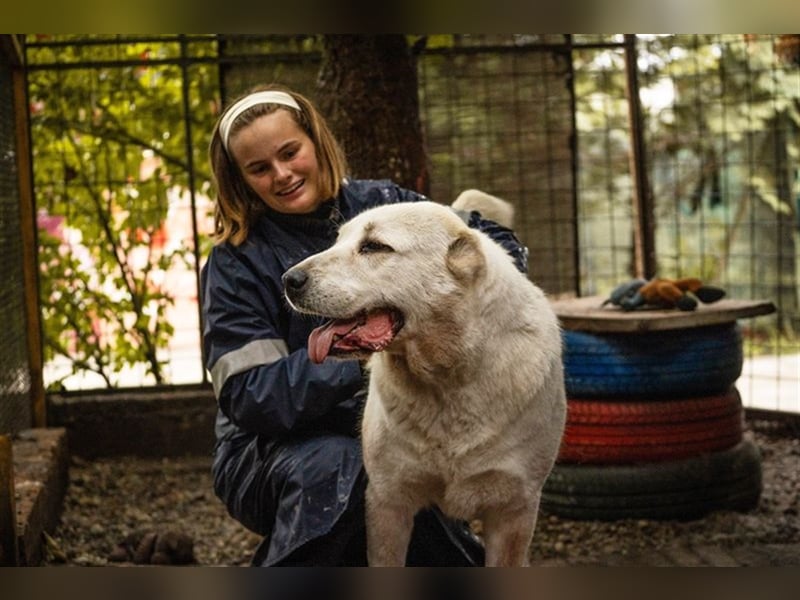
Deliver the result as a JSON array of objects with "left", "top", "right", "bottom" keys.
[
  {"left": 207, "top": 84, "right": 348, "bottom": 247},
  {"left": 228, "top": 109, "right": 323, "bottom": 216}
]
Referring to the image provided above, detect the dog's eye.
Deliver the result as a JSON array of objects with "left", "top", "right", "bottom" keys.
[{"left": 359, "top": 239, "right": 393, "bottom": 254}]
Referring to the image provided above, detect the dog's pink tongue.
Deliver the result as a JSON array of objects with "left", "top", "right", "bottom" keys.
[
  {"left": 308, "top": 318, "right": 359, "bottom": 364},
  {"left": 307, "top": 311, "right": 397, "bottom": 364},
  {"left": 335, "top": 311, "right": 395, "bottom": 351}
]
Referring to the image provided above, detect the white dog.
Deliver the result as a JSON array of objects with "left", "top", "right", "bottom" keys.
[{"left": 283, "top": 196, "right": 566, "bottom": 567}]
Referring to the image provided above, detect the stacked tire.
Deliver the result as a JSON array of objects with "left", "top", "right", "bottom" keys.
[{"left": 542, "top": 322, "right": 762, "bottom": 521}]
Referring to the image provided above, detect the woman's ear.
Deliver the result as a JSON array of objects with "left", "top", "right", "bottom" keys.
[{"left": 446, "top": 231, "right": 486, "bottom": 284}]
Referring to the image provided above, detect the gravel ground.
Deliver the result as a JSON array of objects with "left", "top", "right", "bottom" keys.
[{"left": 41, "top": 418, "right": 799, "bottom": 567}]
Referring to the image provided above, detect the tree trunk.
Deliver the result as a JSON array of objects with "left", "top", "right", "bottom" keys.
[{"left": 317, "top": 35, "right": 429, "bottom": 194}]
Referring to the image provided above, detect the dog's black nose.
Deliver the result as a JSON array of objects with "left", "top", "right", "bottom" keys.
[{"left": 283, "top": 268, "right": 309, "bottom": 292}]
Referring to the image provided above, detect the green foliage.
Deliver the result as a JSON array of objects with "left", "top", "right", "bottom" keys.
[{"left": 28, "top": 35, "right": 218, "bottom": 389}]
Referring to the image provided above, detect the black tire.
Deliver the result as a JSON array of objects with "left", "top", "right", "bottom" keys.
[
  {"left": 562, "top": 323, "right": 743, "bottom": 398},
  {"left": 542, "top": 440, "right": 762, "bottom": 521}
]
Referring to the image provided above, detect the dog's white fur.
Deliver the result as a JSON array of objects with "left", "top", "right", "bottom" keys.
[
  {"left": 452, "top": 188, "right": 515, "bottom": 229},
  {"left": 284, "top": 196, "right": 566, "bottom": 567}
]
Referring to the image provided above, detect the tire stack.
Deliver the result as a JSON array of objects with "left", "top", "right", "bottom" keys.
[{"left": 542, "top": 321, "right": 763, "bottom": 521}]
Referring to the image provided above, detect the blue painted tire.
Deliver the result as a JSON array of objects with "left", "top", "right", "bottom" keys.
[
  {"left": 542, "top": 440, "right": 762, "bottom": 521},
  {"left": 562, "top": 323, "right": 743, "bottom": 399}
]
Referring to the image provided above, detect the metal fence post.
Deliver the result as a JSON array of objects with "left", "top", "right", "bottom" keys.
[{"left": 624, "top": 34, "right": 657, "bottom": 280}]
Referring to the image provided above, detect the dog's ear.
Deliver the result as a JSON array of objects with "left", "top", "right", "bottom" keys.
[{"left": 446, "top": 231, "right": 486, "bottom": 283}]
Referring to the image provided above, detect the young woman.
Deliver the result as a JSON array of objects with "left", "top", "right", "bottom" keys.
[{"left": 201, "top": 84, "right": 527, "bottom": 566}]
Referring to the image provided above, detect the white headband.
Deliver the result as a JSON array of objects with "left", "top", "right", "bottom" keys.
[{"left": 219, "top": 91, "right": 301, "bottom": 151}]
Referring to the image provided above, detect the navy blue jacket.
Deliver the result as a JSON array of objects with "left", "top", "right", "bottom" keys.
[{"left": 200, "top": 179, "right": 527, "bottom": 564}]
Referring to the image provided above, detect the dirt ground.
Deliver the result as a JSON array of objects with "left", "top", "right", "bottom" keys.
[{"left": 40, "top": 418, "right": 799, "bottom": 567}]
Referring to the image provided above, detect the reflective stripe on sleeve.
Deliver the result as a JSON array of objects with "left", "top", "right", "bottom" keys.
[{"left": 210, "top": 338, "right": 289, "bottom": 398}]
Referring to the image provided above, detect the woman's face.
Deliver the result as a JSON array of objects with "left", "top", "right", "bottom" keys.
[{"left": 228, "top": 109, "right": 323, "bottom": 215}]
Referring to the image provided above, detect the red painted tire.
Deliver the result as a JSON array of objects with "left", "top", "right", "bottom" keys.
[{"left": 557, "top": 389, "right": 743, "bottom": 464}]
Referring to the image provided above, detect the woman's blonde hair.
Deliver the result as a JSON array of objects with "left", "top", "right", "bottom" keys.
[{"left": 209, "top": 84, "right": 348, "bottom": 246}]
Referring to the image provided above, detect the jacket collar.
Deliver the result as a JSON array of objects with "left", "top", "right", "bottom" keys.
[{"left": 261, "top": 198, "right": 343, "bottom": 238}]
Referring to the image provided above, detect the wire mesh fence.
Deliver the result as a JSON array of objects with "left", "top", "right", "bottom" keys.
[
  {"left": 418, "top": 36, "right": 578, "bottom": 295},
  {"left": 17, "top": 34, "right": 799, "bottom": 415}
]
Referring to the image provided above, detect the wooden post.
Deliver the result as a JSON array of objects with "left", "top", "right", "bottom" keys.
[
  {"left": 0, "top": 435, "right": 19, "bottom": 566},
  {"left": 9, "top": 35, "right": 47, "bottom": 427}
]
